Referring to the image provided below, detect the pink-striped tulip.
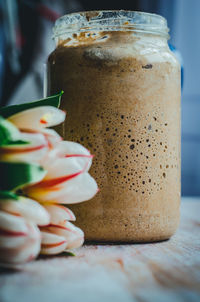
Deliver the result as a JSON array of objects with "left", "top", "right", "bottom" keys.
[
  {"left": 41, "top": 221, "right": 84, "bottom": 253},
  {"left": 0, "top": 196, "right": 50, "bottom": 226},
  {"left": 0, "top": 104, "right": 99, "bottom": 262},
  {"left": 41, "top": 128, "right": 63, "bottom": 149},
  {"left": 0, "top": 212, "right": 41, "bottom": 265},
  {"left": 25, "top": 141, "right": 98, "bottom": 204},
  {"left": 43, "top": 204, "right": 76, "bottom": 224},
  {"left": 0, "top": 132, "right": 49, "bottom": 163},
  {"left": 40, "top": 231, "right": 68, "bottom": 255},
  {"left": 8, "top": 106, "right": 65, "bottom": 130},
  {"left": 40, "top": 203, "right": 83, "bottom": 254}
]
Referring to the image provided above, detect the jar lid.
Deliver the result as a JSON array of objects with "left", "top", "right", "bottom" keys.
[{"left": 53, "top": 10, "right": 169, "bottom": 39}]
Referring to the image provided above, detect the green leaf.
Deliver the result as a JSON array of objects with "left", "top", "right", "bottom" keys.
[
  {"left": 63, "top": 251, "right": 76, "bottom": 256},
  {"left": 0, "top": 91, "right": 64, "bottom": 119},
  {"left": 0, "top": 191, "right": 19, "bottom": 201},
  {"left": 0, "top": 116, "right": 28, "bottom": 146},
  {"left": 39, "top": 250, "right": 76, "bottom": 260},
  {"left": 6, "top": 140, "right": 30, "bottom": 146},
  {"left": 0, "top": 161, "right": 46, "bottom": 191}
]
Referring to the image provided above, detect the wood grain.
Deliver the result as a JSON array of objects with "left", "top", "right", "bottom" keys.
[{"left": 0, "top": 198, "right": 200, "bottom": 302}]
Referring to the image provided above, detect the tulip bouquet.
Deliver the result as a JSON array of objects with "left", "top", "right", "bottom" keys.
[{"left": 0, "top": 92, "right": 98, "bottom": 266}]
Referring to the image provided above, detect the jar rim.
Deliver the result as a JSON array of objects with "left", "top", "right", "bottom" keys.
[{"left": 53, "top": 10, "right": 169, "bottom": 39}]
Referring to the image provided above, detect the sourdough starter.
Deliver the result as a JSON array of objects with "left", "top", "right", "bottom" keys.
[{"left": 48, "top": 25, "right": 180, "bottom": 242}]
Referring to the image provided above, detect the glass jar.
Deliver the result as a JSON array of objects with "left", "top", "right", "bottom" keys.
[{"left": 47, "top": 11, "right": 181, "bottom": 242}]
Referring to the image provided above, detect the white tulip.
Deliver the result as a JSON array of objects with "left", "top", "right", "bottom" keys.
[
  {"left": 26, "top": 172, "right": 98, "bottom": 204},
  {"left": 0, "top": 211, "right": 29, "bottom": 251},
  {"left": 0, "top": 132, "right": 49, "bottom": 163},
  {"left": 0, "top": 211, "right": 28, "bottom": 235},
  {"left": 0, "top": 104, "right": 99, "bottom": 263},
  {"left": 42, "top": 141, "right": 94, "bottom": 179},
  {"left": 44, "top": 204, "right": 75, "bottom": 224},
  {"left": 41, "top": 128, "right": 62, "bottom": 149},
  {"left": 25, "top": 140, "right": 98, "bottom": 204},
  {"left": 0, "top": 197, "right": 50, "bottom": 226},
  {"left": 0, "top": 217, "right": 41, "bottom": 265},
  {"left": 40, "top": 231, "right": 68, "bottom": 255},
  {"left": 41, "top": 220, "right": 84, "bottom": 251},
  {"left": 8, "top": 106, "right": 65, "bottom": 130}
]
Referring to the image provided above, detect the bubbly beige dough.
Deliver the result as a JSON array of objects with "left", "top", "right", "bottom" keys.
[{"left": 48, "top": 31, "right": 181, "bottom": 242}]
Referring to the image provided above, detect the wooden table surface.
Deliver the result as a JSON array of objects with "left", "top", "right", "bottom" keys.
[{"left": 0, "top": 198, "right": 200, "bottom": 302}]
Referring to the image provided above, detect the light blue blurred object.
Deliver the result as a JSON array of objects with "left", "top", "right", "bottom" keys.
[
  {"left": 169, "top": 43, "right": 184, "bottom": 90},
  {"left": 2, "top": 0, "right": 21, "bottom": 74}
]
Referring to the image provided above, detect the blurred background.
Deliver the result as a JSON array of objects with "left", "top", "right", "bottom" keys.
[{"left": 0, "top": 0, "right": 199, "bottom": 196}]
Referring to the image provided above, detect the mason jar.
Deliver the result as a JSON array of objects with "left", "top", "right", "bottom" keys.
[{"left": 47, "top": 10, "right": 181, "bottom": 242}]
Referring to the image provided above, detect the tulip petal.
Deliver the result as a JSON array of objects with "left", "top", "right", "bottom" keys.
[
  {"left": 55, "top": 173, "right": 98, "bottom": 204},
  {"left": 8, "top": 106, "right": 65, "bottom": 130},
  {"left": 10, "top": 223, "right": 41, "bottom": 263},
  {"left": 0, "top": 230, "right": 28, "bottom": 248},
  {"left": 27, "top": 172, "right": 98, "bottom": 204},
  {"left": 42, "top": 221, "right": 84, "bottom": 249},
  {"left": 0, "top": 211, "right": 28, "bottom": 235},
  {"left": 43, "top": 204, "right": 75, "bottom": 224},
  {"left": 0, "top": 222, "right": 41, "bottom": 264},
  {"left": 40, "top": 231, "right": 67, "bottom": 255},
  {"left": 0, "top": 233, "right": 28, "bottom": 249},
  {"left": 0, "top": 197, "right": 50, "bottom": 226},
  {"left": 42, "top": 129, "right": 62, "bottom": 149},
  {"left": 0, "top": 132, "right": 48, "bottom": 163},
  {"left": 52, "top": 141, "right": 93, "bottom": 171},
  {"left": 42, "top": 221, "right": 83, "bottom": 238},
  {"left": 42, "top": 157, "right": 85, "bottom": 180},
  {"left": 42, "top": 141, "right": 93, "bottom": 180},
  {"left": 67, "top": 234, "right": 84, "bottom": 249}
]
